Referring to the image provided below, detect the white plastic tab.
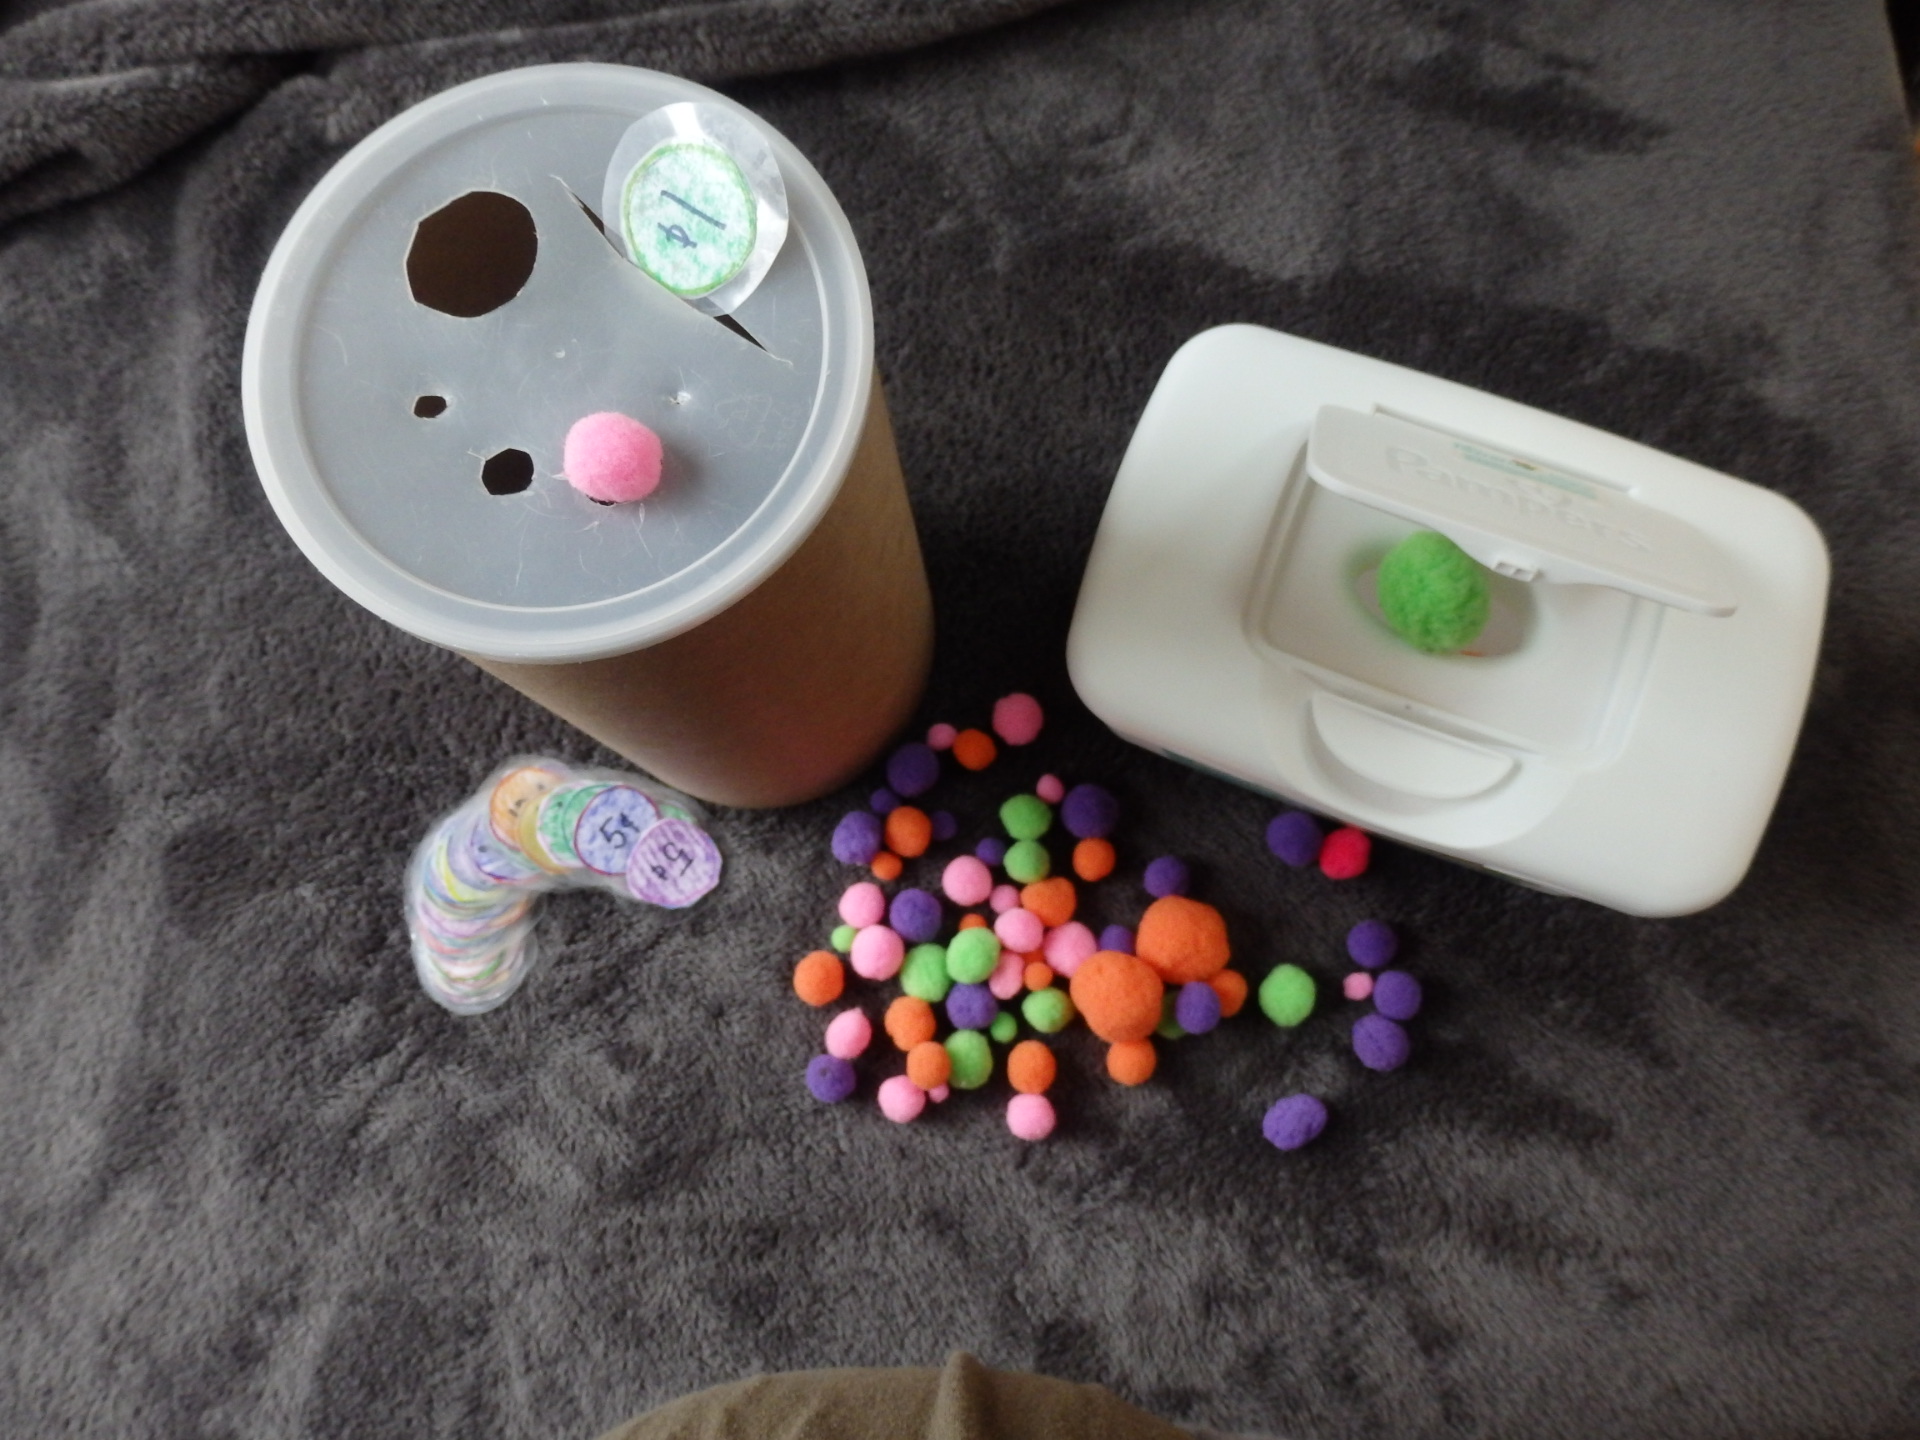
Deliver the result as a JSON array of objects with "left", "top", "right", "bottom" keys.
[
  {"left": 1309, "top": 692, "right": 1515, "bottom": 800},
  {"left": 1306, "top": 406, "right": 1738, "bottom": 615}
]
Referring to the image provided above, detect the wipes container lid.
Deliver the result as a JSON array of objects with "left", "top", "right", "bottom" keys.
[{"left": 242, "top": 64, "right": 872, "bottom": 663}]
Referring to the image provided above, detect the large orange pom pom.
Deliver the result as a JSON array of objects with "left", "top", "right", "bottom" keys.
[
  {"left": 1134, "top": 895, "right": 1231, "bottom": 984},
  {"left": 1068, "top": 950, "right": 1164, "bottom": 1043}
]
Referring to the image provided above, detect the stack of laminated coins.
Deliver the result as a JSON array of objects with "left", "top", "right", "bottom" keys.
[{"left": 407, "top": 756, "right": 724, "bottom": 1014}]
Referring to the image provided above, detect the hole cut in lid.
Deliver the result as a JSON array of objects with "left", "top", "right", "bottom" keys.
[{"left": 407, "top": 192, "right": 538, "bottom": 318}]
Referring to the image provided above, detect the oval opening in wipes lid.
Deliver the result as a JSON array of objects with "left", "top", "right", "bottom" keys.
[{"left": 242, "top": 64, "right": 874, "bottom": 663}]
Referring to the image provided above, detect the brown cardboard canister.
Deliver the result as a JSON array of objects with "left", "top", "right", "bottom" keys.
[{"left": 243, "top": 64, "right": 930, "bottom": 806}]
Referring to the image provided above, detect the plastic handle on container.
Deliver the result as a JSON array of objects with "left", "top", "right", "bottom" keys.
[{"left": 1305, "top": 405, "right": 1739, "bottom": 616}]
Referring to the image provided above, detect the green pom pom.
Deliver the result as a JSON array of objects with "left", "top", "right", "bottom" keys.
[
  {"left": 1156, "top": 993, "right": 1186, "bottom": 1040},
  {"left": 989, "top": 1012, "right": 1019, "bottom": 1044},
  {"left": 1376, "top": 530, "right": 1490, "bottom": 653},
  {"left": 946, "top": 1030, "right": 993, "bottom": 1089},
  {"left": 901, "top": 943, "right": 952, "bottom": 1002},
  {"left": 830, "top": 924, "right": 856, "bottom": 954},
  {"left": 1022, "top": 988, "right": 1075, "bottom": 1034},
  {"left": 946, "top": 927, "right": 1002, "bottom": 984},
  {"left": 1258, "top": 964, "right": 1317, "bottom": 1028},
  {"left": 1003, "top": 839, "right": 1051, "bottom": 883},
  {"left": 999, "top": 794, "right": 1053, "bottom": 841}
]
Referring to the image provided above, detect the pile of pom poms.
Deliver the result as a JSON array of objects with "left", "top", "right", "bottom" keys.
[{"left": 797, "top": 692, "right": 1273, "bottom": 1141}]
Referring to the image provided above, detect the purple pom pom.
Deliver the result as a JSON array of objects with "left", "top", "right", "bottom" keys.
[
  {"left": 886, "top": 743, "right": 940, "bottom": 799},
  {"left": 975, "top": 837, "right": 1008, "bottom": 866},
  {"left": 1346, "top": 919, "right": 1398, "bottom": 969},
  {"left": 869, "top": 787, "right": 901, "bottom": 815},
  {"left": 946, "top": 983, "right": 997, "bottom": 1031},
  {"left": 1174, "top": 980, "right": 1221, "bottom": 1034},
  {"left": 1372, "top": 970, "right": 1423, "bottom": 1021},
  {"left": 889, "top": 888, "right": 944, "bottom": 944},
  {"left": 807, "top": 1055, "right": 857, "bottom": 1103},
  {"left": 1266, "top": 810, "right": 1322, "bottom": 867},
  {"left": 1144, "top": 855, "right": 1190, "bottom": 898},
  {"left": 1099, "top": 924, "right": 1135, "bottom": 954},
  {"left": 1352, "top": 1015, "right": 1410, "bottom": 1072},
  {"left": 832, "top": 811, "right": 883, "bottom": 866},
  {"left": 1262, "top": 1093, "right": 1328, "bottom": 1150},
  {"left": 1060, "top": 784, "right": 1119, "bottom": 839},
  {"left": 931, "top": 810, "right": 958, "bottom": 842}
]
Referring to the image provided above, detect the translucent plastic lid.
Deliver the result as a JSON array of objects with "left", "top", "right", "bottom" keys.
[
  {"left": 1307, "top": 406, "right": 1738, "bottom": 615},
  {"left": 242, "top": 64, "right": 873, "bottom": 662}
]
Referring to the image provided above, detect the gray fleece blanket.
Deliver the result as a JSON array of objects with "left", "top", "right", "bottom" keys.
[{"left": 3, "top": 2, "right": 1918, "bottom": 1437}]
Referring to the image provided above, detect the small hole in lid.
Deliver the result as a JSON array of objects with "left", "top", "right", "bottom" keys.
[
  {"left": 481, "top": 448, "right": 535, "bottom": 496},
  {"left": 407, "top": 192, "right": 538, "bottom": 318},
  {"left": 413, "top": 395, "right": 448, "bottom": 418}
]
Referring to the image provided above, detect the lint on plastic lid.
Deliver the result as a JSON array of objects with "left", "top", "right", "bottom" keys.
[{"left": 1306, "top": 406, "right": 1739, "bottom": 615}]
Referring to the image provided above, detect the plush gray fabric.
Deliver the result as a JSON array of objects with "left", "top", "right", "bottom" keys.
[{"left": 2, "top": 2, "right": 1918, "bottom": 1438}]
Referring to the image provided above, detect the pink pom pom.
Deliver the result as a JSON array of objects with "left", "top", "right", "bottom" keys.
[
  {"left": 878, "top": 1075, "right": 927, "bottom": 1123},
  {"left": 825, "top": 1008, "right": 873, "bottom": 1059},
  {"left": 942, "top": 855, "right": 993, "bottom": 907},
  {"left": 849, "top": 925, "right": 905, "bottom": 981},
  {"left": 928, "top": 1084, "right": 950, "bottom": 1103},
  {"left": 988, "top": 950, "right": 1025, "bottom": 1001},
  {"left": 838, "top": 881, "right": 886, "bottom": 928},
  {"left": 1035, "top": 774, "right": 1065, "bottom": 804},
  {"left": 926, "top": 723, "right": 958, "bottom": 751},
  {"left": 994, "top": 907, "right": 1045, "bottom": 954},
  {"left": 1006, "top": 1093, "right": 1056, "bottom": 1140},
  {"left": 562, "top": 411, "right": 662, "bottom": 503},
  {"left": 1042, "top": 921, "right": 1096, "bottom": 977},
  {"left": 989, "top": 884, "right": 1020, "bottom": 914},
  {"left": 992, "top": 693, "right": 1044, "bottom": 746},
  {"left": 1342, "top": 972, "right": 1374, "bottom": 1002}
]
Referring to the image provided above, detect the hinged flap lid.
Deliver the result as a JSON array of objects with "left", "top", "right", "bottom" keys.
[{"left": 1306, "top": 406, "right": 1738, "bottom": 615}]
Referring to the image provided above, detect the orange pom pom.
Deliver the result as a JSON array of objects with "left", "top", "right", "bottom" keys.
[
  {"left": 1134, "top": 894, "right": 1231, "bottom": 984},
  {"left": 906, "top": 1040, "right": 952, "bottom": 1090},
  {"left": 1023, "top": 960, "right": 1055, "bottom": 991},
  {"left": 1106, "top": 1039, "right": 1157, "bottom": 1086},
  {"left": 1068, "top": 950, "right": 1165, "bottom": 1043},
  {"left": 1072, "top": 837, "right": 1116, "bottom": 882},
  {"left": 1020, "top": 876, "right": 1077, "bottom": 928},
  {"left": 1208, "top": 968, "right": 1249, "bottom": 1018},
  {"left": 884, "top": 806, "right": 932, "bottom": 859},
  {"left": 885, "top": 996, "right": 936, "bottom": 1051},
  {"left": 957, "top": 913, "right": 988, "bottom": 931},
  {"left": 870, "top": 850, "right": 903, "bottom": 881},
  {"left": 792, "top": 950, "right": 845, "bottom": 1007},
  {"left": 1007, "top": 1040, "right": 1057, "bottom": 1095},
  {"left": 951, "top": 728, "right": 998, "bottom": 770}
]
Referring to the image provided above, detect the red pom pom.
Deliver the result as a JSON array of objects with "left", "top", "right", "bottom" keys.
[{"left": 1319, "top": 827, "right": 1371, "bottom": 880}]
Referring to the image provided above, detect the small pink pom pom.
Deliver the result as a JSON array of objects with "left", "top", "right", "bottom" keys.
[
  {"left": 1006, "top": 1093, "right": 1056, "bottom": 1140},
  {"left": 878, "top": 1075, "right": 926, "bottom": 1123},
  {"left": 992, "top": 693, "right": 1044, "bottom": 746},
  {"left": 989, "top": 884, "right": 1020, "bottom": 914},
  {"left": 839, "top": 881, "right": 886, "bottom": 929},
  {"left": 850, "top": 925, "right": 905, "bottom": 981},
  {"left": 563, "top": 411, "right": 662, "bottom": 503},
  {"left": 1342, "top": 972, "right": 1374, "bottom": 1002},
  {"left": 928, "top": 1084, "right": 950, "bottom": 1103},
  {"left": 825, "top": 1008, "right": 873, "bottom": 1059},
  {"left": 1043, "top": 921, "right": 1096, "bottom": 978},
  {"left": 926, "top": 723, "right": 958, "bottom": 750},
  {"left": 988, "top": 951, "right": 1025, "bottom": 1000},
  {"left": 942, "top": 855, "right": 993, "bottom": 907},
  {"left": 1035, "top": 774, "right": 1065, "bottom": 803},
  {"left": 994, "top": 907, "right": 1045, "bottom": 954}
]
